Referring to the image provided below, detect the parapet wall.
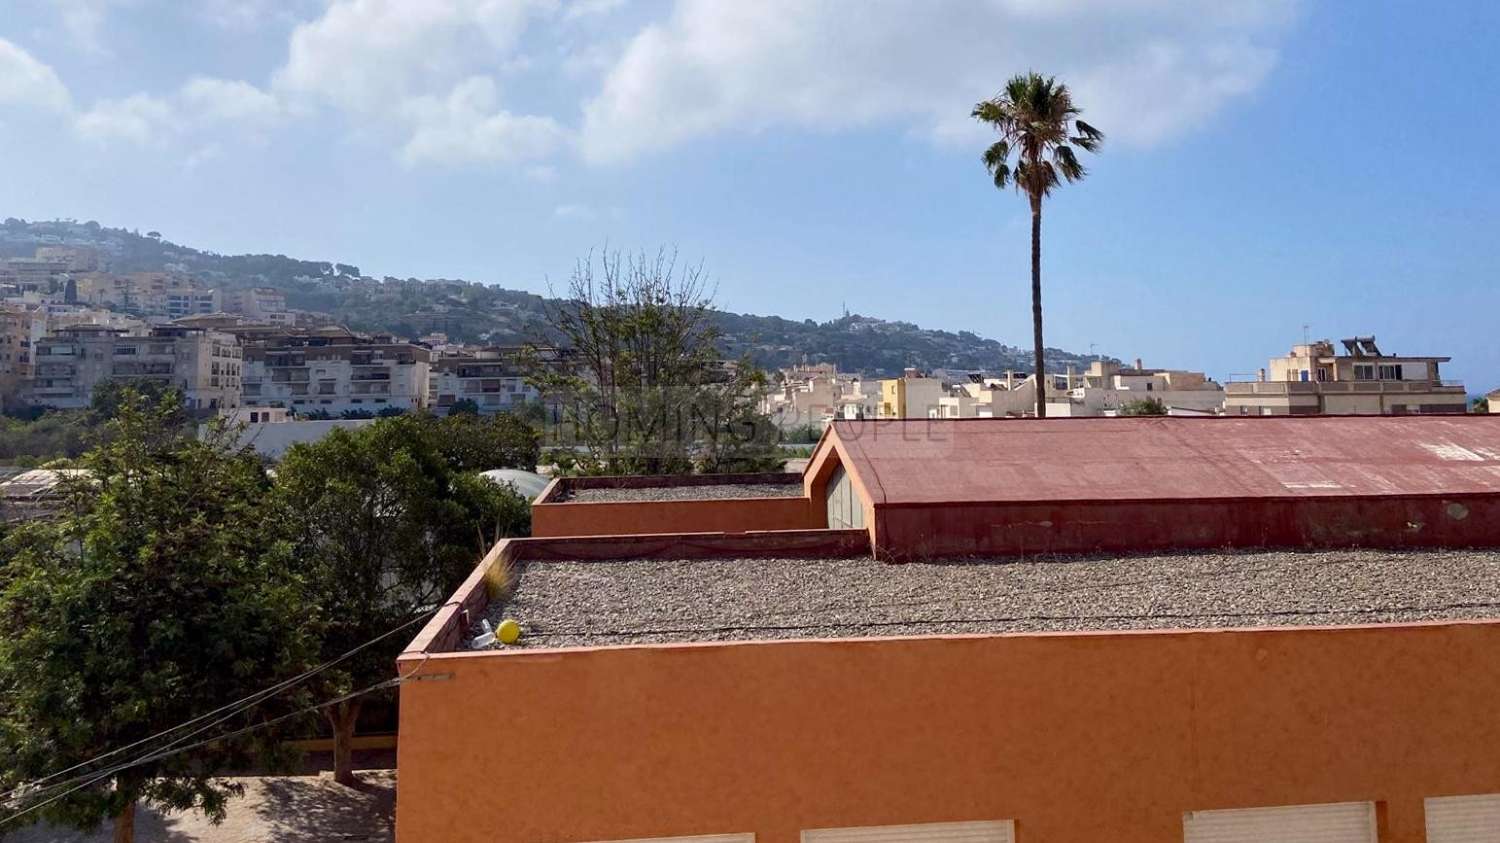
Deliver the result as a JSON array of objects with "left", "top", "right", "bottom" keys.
[{"left": 532, "top": 472, "right": 825, "bottom": 537}]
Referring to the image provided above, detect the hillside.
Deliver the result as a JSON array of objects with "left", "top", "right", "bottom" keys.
[{"left": 1, "top": 218, "right": 1103, "bottom": 376}]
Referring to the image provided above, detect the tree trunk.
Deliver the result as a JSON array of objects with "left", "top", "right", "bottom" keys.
[
  {"left": 328, "top": 699, "right": 363, "bottom": 787},
  {"left": 113, "top": 800, "right": 135, "bottom": 843},
  {"left": 1030, "top": 200, "right": 1046, "bottom": 418}
]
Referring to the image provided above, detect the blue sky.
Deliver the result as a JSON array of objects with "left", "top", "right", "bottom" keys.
[{"left": 1, "top": 1, "right": 1497, "bottom": 388}]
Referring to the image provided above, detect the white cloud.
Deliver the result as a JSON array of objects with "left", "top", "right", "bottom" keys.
[
  {"left": 562, "top": 0, "right": 626, "bottom": 23},
  {"left": 75, "top": 92, "right": 172, "bottom": 143},
  {"left": 0, "top": 38, "right": 72, "bottom": 112},
  {"left": 274, "top": 0, "right": 553, "bottom": 112},
  {"left": 581, "top": 0, "right": 1298, "bottom": 163},
  {"left": 50, "top": 0, "right": 117, "bottom": 55},
  {"left": 271, "top": 0, "right": 567, "bottom": 168},
  {"left": 398, "top": 77, "right": 569, "bottom": 166},
  {"left": 76, "top": 77, "right": 281, "bottom": 145},
  {"left": 178, "top": 77, "right": 282, "bottom": 126}
]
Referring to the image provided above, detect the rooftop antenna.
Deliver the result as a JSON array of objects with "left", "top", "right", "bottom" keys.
[
  {"left": 1302, "top": 323, "right": 1311, "bottom": 344},
  {"left": 1089, "top": 342, "right": 1098, "bottom": 362}
]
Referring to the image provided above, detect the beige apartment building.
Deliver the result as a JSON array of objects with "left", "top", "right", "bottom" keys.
[
  {"left": 1225, "top": 336, "right": 1466, "bottom": 415},
  {"left": 428, "top": 347, "right": 540, "bottom": 415},
  {"left": 1046, "top": 359, "right": 1226, "bottom": 416},
  {"left": 241, "top": 330, "right": 431, "bottom": 416},
  {"left": 29, "top": 324, "right": 241, "bottom": 411},
  {"left": 74, "top": 271, "right": 219, "bottom": 319},
  {"left": 222, "top": 287, "right": 294, "bottom": 326},
  {"left": 0, "top": 303, "right": 30, "bottom": 408}
]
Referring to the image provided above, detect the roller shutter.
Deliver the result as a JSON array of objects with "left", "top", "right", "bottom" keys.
[
  {"left": 581, "top": 836, "right": 753, "bottom": 843},
  {"left": 582, "top": 828, "right": 756, "bottom": 834},
  {"left": 803, "top": 820, "right": 1014, "bottom": 843},
  {"left": 1426, "top": 793, "right": 1500, "bottom": 842},
  {"left": 1183, "top": 801, "right": 1377, "bottom": 843}
]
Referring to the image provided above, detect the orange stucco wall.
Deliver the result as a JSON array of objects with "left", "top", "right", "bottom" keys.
[
  {"left": 396, "top": 619, "right": 1500, "bottom": 842},
  {"left": 532, "top": 494, "right": 823, "bottom": 537},
  {"left": 531, "top": 474, "right": 826, "bottom": 538}
]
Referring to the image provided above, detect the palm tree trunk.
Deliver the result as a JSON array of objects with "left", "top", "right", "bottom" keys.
[
  {"left": 113, "top": 800, "right": 135, "bottom": 843},
  {"left": 1030, "top": 199, "right": 1046, "bottom": 418}
]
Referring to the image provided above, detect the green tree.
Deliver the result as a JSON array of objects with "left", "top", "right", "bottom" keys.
[
  {"left": 433, "top": 411, "right": 540, "bottom": 472},
  {"left": 973, "top": 73, "right": 1102, "bottom": 418},
  {"left": 1118, "top": 397, "right": 1168, "bottom": 416},
  {"left": 532, "top": 247, "right": 782, "bottom": 475},
  {"left": 273, "top": 416, "right": 529, "bottom": 785},
  {"left": 1471, "top": 396, "right": 1489, "bottom": 414},
  {"left": 447, "top": 398, "right": 480, "bottom": 416},
  {"left": 0, "top": 390, "right": 309, "bottom": 843}
]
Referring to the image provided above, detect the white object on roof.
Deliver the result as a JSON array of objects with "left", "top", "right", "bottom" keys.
[{"left": 478, "top": 469, "right": 549, "bottom": 501}]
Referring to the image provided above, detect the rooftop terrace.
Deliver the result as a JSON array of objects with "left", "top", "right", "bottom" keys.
[{"left": 472, "top": 548, "right": 1500, "bottom": 650}]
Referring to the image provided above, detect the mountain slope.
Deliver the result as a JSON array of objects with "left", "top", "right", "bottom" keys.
[{"left": 1, "top": 218, "right": 1103, "bottom": 376}]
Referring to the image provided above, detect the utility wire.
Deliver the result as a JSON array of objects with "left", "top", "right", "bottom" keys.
[
  {"left": 0, "top": 665, "right": 424, "bottom": 831},
  {"left": 0, "top": 608, "right": 438, "bottom": 807}
]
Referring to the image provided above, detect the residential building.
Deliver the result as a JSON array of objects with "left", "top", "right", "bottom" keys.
[
  {"left": 1046, "top": 359, "right": 1225, "bottom": 417},
  {"left": 222, "top": 287, "right": 294, "bottom": 326},
  {"left": 428, "top": 346, "right": 539, "bottom": 414},
  {"left": 28, "top": 324, "right": 241, "bottom": 411},
  {"left": 398, "top": 413, "right": 1500, "bottom": 841},
  {"left": 74, "top": 271, "right": 219, "bottom": 319},
  {"left": 761, "top": 363, "right": 846, "bottom": 429},
  {"left": 877, "top": 368, "right": 946, "bottom": 418},
  {"left": 1225, "top": 336, "right": 1467, "bottom": 415},
  {"left": 241, "top": 329, "right": 431, "bottom": 415},
  {"left": 0, "top": 303, "right": 30, "bottom": 408}
]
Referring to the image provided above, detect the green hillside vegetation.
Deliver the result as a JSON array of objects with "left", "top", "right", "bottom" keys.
[{"left": 1, "top": 218, "right": 1106, "bottom": 377}]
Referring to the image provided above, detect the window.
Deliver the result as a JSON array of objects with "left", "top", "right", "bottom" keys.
[
  {"left": 803, "top": 821, "right": 1014, "bottom": 843},
  {"left": 1299, "top": 369, "right": 1309, "bottom": 382},
  {"left": 1183, "top": 801, "right": 1377, "bottom": 843},
  {"left": 579, "top": 836, "right": 752, "bottom": 843},
  {"left": 1378, "top": 364, "right": 1402, "bottom": 380},
  {"left": 1317, "top": 366, "right": 1330, "bottom": 382},
  {"left": 1425, "top": 793, "right": 1500, "bottom": 842},
  {"left": 1354, "top": 364, "right": 1375, "bottom": 381}
]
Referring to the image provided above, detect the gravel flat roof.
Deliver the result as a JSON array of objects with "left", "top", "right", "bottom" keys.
[
  {"left": 562, "top": 482, "right": 803, "bottom": 503},
  {"left": 471, "top": 548, "right": 1500, "bottom": 650}
]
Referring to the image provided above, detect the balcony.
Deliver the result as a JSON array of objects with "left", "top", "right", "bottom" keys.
[{"left": 1225, "top": 380, "right": 1466, "bottom": 396}]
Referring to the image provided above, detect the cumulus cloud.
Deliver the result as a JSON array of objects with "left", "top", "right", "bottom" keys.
[
  {"left": 271, "top": 0, "right": 566, "bottom": 167},
  {"left": 398, "top": 77, "right": 569, "bottom": 166},
  {"left": 76, "top": 78, "right": 281, "bottom": 145},
  {"left": 0, "top": 38, "right": 72, "bottom": 113},
  {"left": 581, "top": 0, "right": 1297, "bottom": 163}
]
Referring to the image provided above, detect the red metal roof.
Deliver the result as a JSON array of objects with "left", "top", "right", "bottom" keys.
[{"left": 827, "top": 416, "right": 1500, "bottom": 505}]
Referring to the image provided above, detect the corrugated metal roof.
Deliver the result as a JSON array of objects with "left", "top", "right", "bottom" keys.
[{"left": 827, "top": 416, "right": 1500, "bottom": 504}]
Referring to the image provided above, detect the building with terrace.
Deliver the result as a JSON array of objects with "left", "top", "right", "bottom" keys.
[{"left": 1225, "top": 335, "right": 1467, "bottom": 415}]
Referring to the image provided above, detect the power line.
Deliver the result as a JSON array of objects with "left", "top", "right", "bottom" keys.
[
  {"left": 0, "top": 608, "right": 439, "bottom": 808},
  {"left": 0, "top": 660, "right": 426, "bottom": 831}
]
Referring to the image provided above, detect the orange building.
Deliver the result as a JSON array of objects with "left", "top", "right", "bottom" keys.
[
  {"left": 397, "top": 530, "right": 1500, "bottom": 842},
  {"left": 396, "top": 415, "right": 1500, "bottom": 841}
]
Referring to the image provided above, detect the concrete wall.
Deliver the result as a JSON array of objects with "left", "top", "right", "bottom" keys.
[
  {"left": 532, "top": 473, "right": 825, "bottom": 537},
  {"left": 871, "top": 493, "right": 1500, "bottom": 559},
  {"left": 213, "top": 418, "right": 375, "bottom": 458},
  {"left": 396, "top": 608, "right": 1500, "bottom": 842}
]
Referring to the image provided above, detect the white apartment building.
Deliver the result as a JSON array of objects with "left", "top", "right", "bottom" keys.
[
  {"left": 29, "top": 325, "right": 241, "bottom": 411},
  {"left": 428, "top": 347, "right": 539, "bottom": 414},
  {"left": 242, "top": 332, "right": 431, "bottom": 416}
]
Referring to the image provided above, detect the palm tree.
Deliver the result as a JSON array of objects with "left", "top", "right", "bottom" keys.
[{"left": 973, "top": 73, "right": 1102, "bottom": 418}]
